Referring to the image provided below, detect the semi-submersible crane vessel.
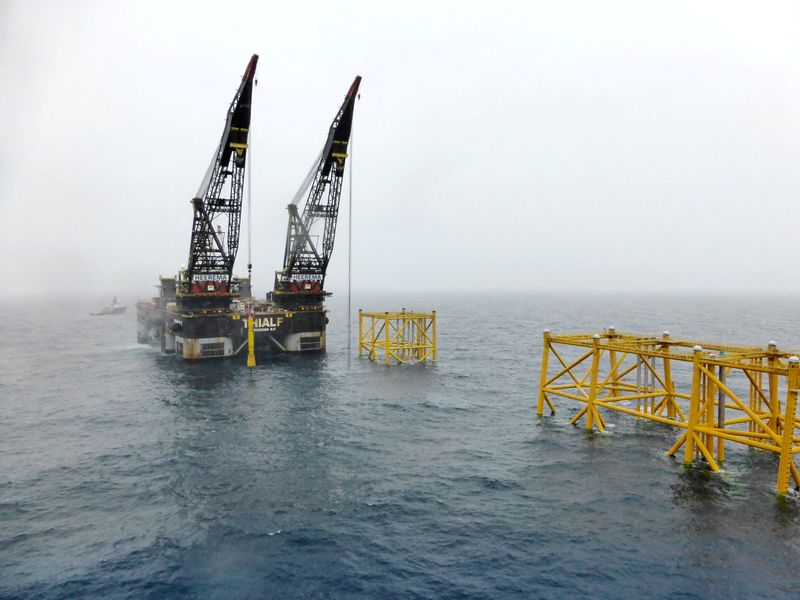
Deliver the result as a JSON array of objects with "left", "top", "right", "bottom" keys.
[{"left": 136, "top": 57, "right": 362, "bottom": 359}]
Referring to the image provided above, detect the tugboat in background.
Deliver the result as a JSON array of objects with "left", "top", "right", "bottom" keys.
[{"left": 92, "top": 296, "right": 127, "bottom": 316}]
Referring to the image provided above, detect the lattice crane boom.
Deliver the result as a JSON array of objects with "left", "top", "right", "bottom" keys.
[
  {"left": 183, "top": 54, "right": 258, "bottom": 296},
  {"left": 275, "top": 76, "right": 361, "bottom": 302}
]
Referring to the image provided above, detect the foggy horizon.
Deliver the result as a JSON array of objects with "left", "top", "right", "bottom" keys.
[{"left": 2, "top": 1, "right": 798, "bottom": 297}]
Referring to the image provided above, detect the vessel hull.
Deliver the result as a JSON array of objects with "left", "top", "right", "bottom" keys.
[{"left": 136, "top": 299, "right": 327, "bottom": 360}]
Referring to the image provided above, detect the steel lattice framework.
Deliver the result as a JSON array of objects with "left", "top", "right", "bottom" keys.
[
  {"left": 358, "top": 310, "right": 437, "bottom": 365},
  {"left": 185, "top": 54, "right": 258, "bottom": 290},
  {"left": 277, "top": 76, "right": 362, "bottom": 293},
  {"left": 536, "top": 329, "right": 800, "bottom": 495}
]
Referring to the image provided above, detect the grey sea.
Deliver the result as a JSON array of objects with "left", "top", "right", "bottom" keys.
[{"left": 2, "top": 292, "right": 800, "bottom": 599}]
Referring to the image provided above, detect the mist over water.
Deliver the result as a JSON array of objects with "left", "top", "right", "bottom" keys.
[{"left": 2, "top": 292, "right": 800, "bottom": 598}]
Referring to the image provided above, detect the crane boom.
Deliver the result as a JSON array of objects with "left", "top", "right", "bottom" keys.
[
  {"left": 274, "top": 75, "right": 362, "bottom": 307},
  {"left": 182, "top": 54, "right": 259, "bottom": 299}
]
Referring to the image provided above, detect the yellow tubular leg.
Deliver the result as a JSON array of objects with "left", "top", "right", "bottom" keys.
[
  {"left": 587, "top": 335, "right": 602, "bottom": 432},
  {"left": 685, "top": 346, "right": 703, "bottom": 465},
  {"left": 777, "top": 357, "right": 799, "bottom": 495},
  {"left": 537, "top": 330, "right": 552, "bottom": 416}
]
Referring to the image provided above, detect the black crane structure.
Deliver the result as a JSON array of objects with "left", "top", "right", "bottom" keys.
[
  {"left": 274, "top": 75, "right": 362, "bottom": 308},
  {"left": 182, "top": 54, "right": 258, "bottom": 301}
]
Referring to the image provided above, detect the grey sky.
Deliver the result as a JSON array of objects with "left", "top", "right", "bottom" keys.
[{"left": 1, "top": 1, "right": 798, "bottom": 297}]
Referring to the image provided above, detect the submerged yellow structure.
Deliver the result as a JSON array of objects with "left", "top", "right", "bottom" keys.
[
  {"left": 536, "top": 329, "right": 800, "bottom": 495},
  {"left": 358, "top": 309, "right": 437, "bottom": 365},
  {"left": 246, "top": 314, "right": 256, "bottom": 368}
]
